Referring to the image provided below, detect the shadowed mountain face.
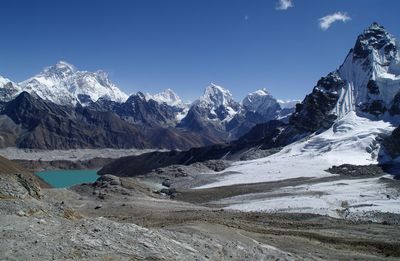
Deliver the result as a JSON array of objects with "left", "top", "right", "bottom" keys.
[
  {"left": 98, "top": 120, "right": 287, "bottom": 176},
  {"left": 0, "top": 92, "right": 219, "bottom": 150},
  {"left": 88, "top": 92, "right": 181, "bottom": 127},
  {"left": 383, "top": 126, "right": 400, "bottom": 159}
]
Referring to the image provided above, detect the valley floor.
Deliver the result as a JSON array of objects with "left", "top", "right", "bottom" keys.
[{"left": 2, "top": 167, "right": 400, "bottom": 260}]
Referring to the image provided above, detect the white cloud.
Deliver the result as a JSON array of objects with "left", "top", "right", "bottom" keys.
[
  {"left": 276, "top": 0, "right": 293, "bottom": 10},
  {"left": 319, "top": 12, "right": 351, "bottom": 31}
]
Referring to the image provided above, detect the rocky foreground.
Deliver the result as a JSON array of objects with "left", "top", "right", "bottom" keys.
[{"left": 1, "top": 156, "right": 400, "bottom": 260}]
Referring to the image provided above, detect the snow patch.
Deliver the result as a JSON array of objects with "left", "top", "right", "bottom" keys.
[{"left": 224, "top": 177, "right": 400, "bottom": 219}]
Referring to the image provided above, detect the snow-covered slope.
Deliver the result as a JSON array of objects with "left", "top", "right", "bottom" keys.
[
  {"left": 19, "top": 61, "right": 128, "bottom": 106},
  {"left": 196, "top": 112, "right": 399, "bottom": 220},
  {"left": 198, "top": 111, "right": 394, "bottom": 189},
  {"left": 222, "top": 177, "right": 400, "bottom": 219}
]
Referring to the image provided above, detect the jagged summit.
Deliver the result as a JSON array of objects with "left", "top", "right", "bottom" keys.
[
  {"left": 43, "top": 61, "right": 77, "bottom": 77},
  {"left": 353, "top": 22, "right": 397, "bottom": 61},
  {"left": 201, "top": 83, "right": 237, "bottom": 109},
  {"left": 314, "top": 22, "right": 400, "bottom": 119}
]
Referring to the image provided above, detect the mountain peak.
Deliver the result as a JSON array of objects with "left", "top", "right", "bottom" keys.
[
  {"left": 242, "top": 88, "right": 280, "bottom": 117},
  {"left": 136, "top": 91, "right": 147, "bottom": 100},
  {"left": 331, "top": 22, "right": 400, "bottom": 118},
  {"left": 145, "top": 88, "right": 185, "bottom": 108},
  {"left": 46, "top": 61, "right": 76, "bottom": 74},
  {"left": 41, "top": 61, "right": 77, "bottom": 80},
  {"left": 94, "top": 69, "right": 108, "bottom": 78},
  {"left": 0, "top": 75, "right": 22, "bottom": 102},
  {"left": 205, "top": 82, "right": 226, "bottom": 92},
  {"left": 0, "top": 75, "right": 13, "bottom": 86},
  {"left": 56, "top": 60, "right": 75, "bottom": 69},
  {"left": 202, "top": 83, "right": 235, "bottom": 108},
  {"left": 248, "top": 88, "right": 270, "bottom": 97},
  {"left": 156, "top": 88, "right": 180, "bottom": 101},
  {"left": 353, "top": 22, "right": 396, "bottom": 60},
  {"left": 368, "top": 22, "right": 384, "bottom": 30}
]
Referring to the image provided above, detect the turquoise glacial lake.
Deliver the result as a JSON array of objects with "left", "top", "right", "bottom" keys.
[{"left": 35, "top": 169, "right": 99, "bottom": 188}]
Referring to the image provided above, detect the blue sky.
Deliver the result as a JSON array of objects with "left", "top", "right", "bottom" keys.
[{"left": 0, "top": 0, "right": 399, "bottom": 102}]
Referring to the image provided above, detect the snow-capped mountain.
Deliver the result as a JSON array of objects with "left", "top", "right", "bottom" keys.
[
  {"left": 174, "top": 23, "right": 400, "bottom": 163},
  {"left": 145, "top": 89, "right": 190, "bottom": 122},
  {"left": 0, "top": 76, "right": 21, "bottom": 102},
  {"left": 180, "top": 84, "right": 292, "bottom": 140},
  {"left": 242, "top": 89, "right": 281, "bottom": 118},
  {"left": 280, "top": 23, "right": 400, "bottom": 142},
  {"left": 145, "top": 89, "right": 186, "bottom": 109},
  {"left": 196, "top": 83, "right": 241, "bottom": 122},
  {"left": 202, "top": 83, "right": 238, "bottom": 108},
  {"left": 0, "top": 75, "right": 13, "bottom": 86},
  {"left": 333, "top": 22, "right": 400, "bottom": 119},
  {"left": 244, "top": 22, "right": 400, "bottom": 157},
  {"left": 179, "top": 83, "right": 241, "bottom": 137},
  {"left": 19, "top": 61, "right": 128, "bottom": 106}
]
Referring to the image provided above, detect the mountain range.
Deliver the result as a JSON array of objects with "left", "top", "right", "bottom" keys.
[
  {"left": 99, "top": 22, "right": 400, "bottom": 175},
  {"left": 1, "top": 22, "right": 398, "bottom": 159},
  {"left": 0, "top": 61, "right": 296, "bottom": 149}
]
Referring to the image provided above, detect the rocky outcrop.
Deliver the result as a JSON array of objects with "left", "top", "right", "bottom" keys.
[
  {"left": 327, "top": 164, "right": 386, "bottom": 178},
  {"left": 0, "top": 156, "right": 43, "bottom": 199},
  {"left": 383, "top": 126, "right": 400, "bottom": 159}
]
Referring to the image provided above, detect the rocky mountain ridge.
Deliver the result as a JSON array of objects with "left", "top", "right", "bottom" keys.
[{"left": 0, "top": 62, "right": 297, "bottom": 149}]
